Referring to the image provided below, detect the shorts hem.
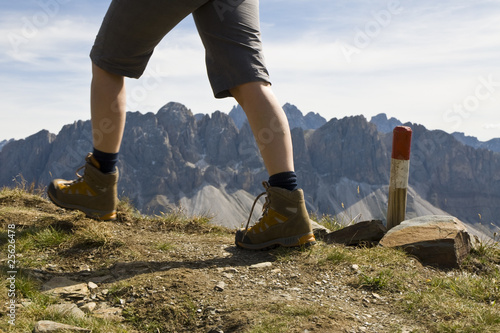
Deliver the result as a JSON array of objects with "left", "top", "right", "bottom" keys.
[
  {"left": 214, "top": 74, "right": 271, "bottom": 99},
  {"left": 90, "top": 54, "right": 143, "bottom": 79}
]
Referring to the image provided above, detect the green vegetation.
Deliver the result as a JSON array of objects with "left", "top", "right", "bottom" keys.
[{"left": 1, "top": 186, "right": 499, "bottom": 333}]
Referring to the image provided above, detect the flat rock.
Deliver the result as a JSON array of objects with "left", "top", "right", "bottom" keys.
[
  {"left": 323, "top": 220, "right": 386, "bottom": 245},
  {"left": 32, "top": 320, "right": 90, "bottom": 333},
  {"left": 249, "top": 262, "right": 273, "bottom": 270},
  {"left": 42, "top": 277, "right": 89, "bottom": 299},
  {"left": 41, "top": 277, "right": 80, "bottom": 291},
  {"left": 47, "top": 303, "right": 85, "bottom": 319},
  {"left": 379, "top": 215, "right": 471, "bottom": 268}
]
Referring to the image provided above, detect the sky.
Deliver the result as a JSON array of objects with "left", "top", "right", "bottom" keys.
[{"left": 1, "top": 0, "right": 500, "bottom": 142}]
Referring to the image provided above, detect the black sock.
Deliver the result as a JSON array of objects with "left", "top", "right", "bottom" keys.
[
  {"left": 268, "top": 171, "right": 298, "bottom": 191},
  {"left": 92, "top": 148, "right": 119, "bottom": 174}
]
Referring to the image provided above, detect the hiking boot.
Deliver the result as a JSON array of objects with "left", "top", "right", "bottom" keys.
[
  {"left": 47, "top": 153, "right": 118, "bottom": 220},
  {"left": 235, "top": 181, "right": 316, "bottom": 250}
]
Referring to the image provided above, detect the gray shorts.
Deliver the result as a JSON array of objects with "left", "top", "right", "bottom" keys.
[{"left": 90, "top": 0, "right": 270, "bottom": 98}]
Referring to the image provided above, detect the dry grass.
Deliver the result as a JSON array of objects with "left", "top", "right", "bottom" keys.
[{"left": 0, "top": 186, "right": 499, "bottom": 333}]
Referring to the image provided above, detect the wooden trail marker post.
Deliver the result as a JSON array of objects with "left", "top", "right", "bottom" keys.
[{"left": 387, "top": 126, "right": 412, "bottom": 230}]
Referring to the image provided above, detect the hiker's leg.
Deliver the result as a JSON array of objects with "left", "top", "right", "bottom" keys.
[
  {"left": 91, "top": 63, "right": 126, "bottom": 154},
  {"left": 193, "top": 0, "right": 293, "bottom": 175},
  {"left": 230, "top": 82, "right": 294, "bottom": 176},
  {"left": 89, "top": 0, "right": 208, "bottom": 152},
  {"left": 47, "top": 0, "right": 208, "bottom": 220},
  {"left": 194, "top": 0, "right": 314, "bottom": 250}
]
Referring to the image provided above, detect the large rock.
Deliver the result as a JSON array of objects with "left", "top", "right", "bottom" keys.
[
  {"left": 323, "top": 220, "right": 386, "bottom": 246},
  {"left": 33, "top": 320, "right": 90, "bottom": 333},
  {"left": 379, "top": 215, "right": 472, "bottom": 268}
]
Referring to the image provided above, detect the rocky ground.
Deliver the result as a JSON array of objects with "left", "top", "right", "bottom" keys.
[
  {"left": 26, "top": 235, "right": 418, "bottom": 333},
  {"left": 1, "top": 188, "right": 499, "bottom": 332}
]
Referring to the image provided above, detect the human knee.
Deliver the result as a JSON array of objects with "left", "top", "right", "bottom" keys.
[
  {"left": 230, "top": 81, "right": 272, "bottom": 106},
  {"left": 92, "top": 62, "right": 124, "bottom": 81}
]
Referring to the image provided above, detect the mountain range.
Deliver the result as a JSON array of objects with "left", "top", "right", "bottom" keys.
[
  {"left": 0, "top": 139, "right": 13, "bottom": 152},
  {"left": 370, "top": 113, "right": 500, "bottom": 153},
  {"left": 1, "top": 103, "right": 499, "bottom": 236}
]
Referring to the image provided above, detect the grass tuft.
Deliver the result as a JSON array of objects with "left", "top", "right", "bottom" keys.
[
  {"left": 70, "top": 223, "right": 113, "bottom": 248},
  {"left": 358, "top": 269, "right": 393, "bottom": 291},
  {"left": 311, "top": 213, "right": 344, "bottom": 232},
  {"left": 325, "top": 246, "right": 354, "bottom": 265},
  {"left": 154, "top": 241, "right": 175, "bottom": 252}
]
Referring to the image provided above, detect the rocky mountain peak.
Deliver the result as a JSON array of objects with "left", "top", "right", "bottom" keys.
[
  {"left": 304, "top": 111, "right": 327, "bottom": 129},
  {"left": 154, "top": 102, "right": 199, "bottom": 163},
  {"left": 157, "top": 102, "right": 193, "bottom": 119},
  {"left": 1, "top": 102, "right": 499, "bottom": 234},
  {"left": 307, "top": 115, "right": 389, "bottom": 185},
  {"left": 229, "top": 103, "right": 326, "bottom": 130},
  {"left": 0, "top": 129, "right": 56, "bottom": 187},
  {"left": 452, "top": 132, "right": 500, "bottom": 153},
  {"left": 282, "top": 102, "right": 303, "bottom": 117},
  {"left": 228, "top": 105, "right": 246, "bottom": 129},
  {"left": 198, "top": 111, "right": 239, "bottom": 167},
  {"left": 283, "top": 103, "right": 326, "bottom": 130},
  {"left": 0, "top": 138, "right": 14, "bottom": 152},
  {"left": 370, "top": 113, "right": 403, "bottom": 133}
]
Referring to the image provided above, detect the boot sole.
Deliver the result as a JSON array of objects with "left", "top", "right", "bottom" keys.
[
  {"left": 236, "top": 232, "right": 316, "bottom": 251},
  {"left": 47, "top": 185, "right": 116, "bottom": 221}
]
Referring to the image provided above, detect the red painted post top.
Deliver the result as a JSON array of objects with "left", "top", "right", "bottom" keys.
[{"left": 391, "top": 126, "right": 412, "bottom": 160}]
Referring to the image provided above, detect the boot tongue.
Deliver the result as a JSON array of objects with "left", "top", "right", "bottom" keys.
[{"left": 86, "top": 153, "right": 101, "bottom": 170}]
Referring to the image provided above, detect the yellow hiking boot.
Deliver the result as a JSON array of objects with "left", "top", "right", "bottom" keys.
[
  {"left": 47, "top": 153, "right": 118, "bottom": 220},
  {"left": 235, "top": 182, "right": 316, "bottom": 250}
]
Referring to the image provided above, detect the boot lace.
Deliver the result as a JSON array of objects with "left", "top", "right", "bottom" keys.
[
  {"left": 66, "top": 153, "right": 92, "bottom": 185},
  {"left": 243, "top": 181, "right": 271, "bottom": 237}
]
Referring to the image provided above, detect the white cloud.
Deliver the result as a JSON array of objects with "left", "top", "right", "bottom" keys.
[
  {"left": 0, "top": 13, "right": 99, "bottom": 139},
  {"left": 483, "top": 123, "right": 500, "bottom": 130},
  {"left": 1, "top": 0, "right": 500, "bottom": 142},
  {"left": 259, "top": 0, "right": 500, "bottom": 141}
]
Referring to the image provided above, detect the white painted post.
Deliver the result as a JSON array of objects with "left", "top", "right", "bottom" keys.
[{"left": 387, "top": 126, "right": 412, "bottom": 230}]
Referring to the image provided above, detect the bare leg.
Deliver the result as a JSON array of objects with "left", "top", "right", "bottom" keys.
[
  {"left": 230, "top": 81, "right": 294, "bottom": 176},
  {"left": 90, "top": 63, "right": 127, "bottom": 153},
  {"left": 47, "top": 63, "right": 123, "bottom": 220}
]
